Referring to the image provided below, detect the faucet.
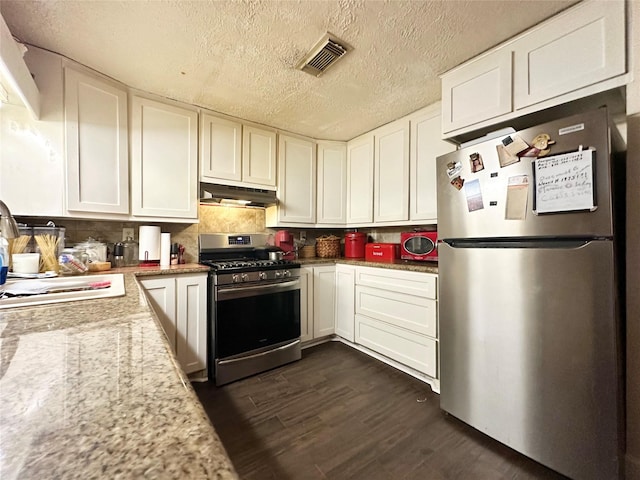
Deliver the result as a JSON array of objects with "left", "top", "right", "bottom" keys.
[{"left": 0, "top": 200, "right": 19, "bottom": 239}]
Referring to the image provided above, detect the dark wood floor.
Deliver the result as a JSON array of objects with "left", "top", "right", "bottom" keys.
[{"left": 193, "top": 342, "right": 568, "bottom": 480}]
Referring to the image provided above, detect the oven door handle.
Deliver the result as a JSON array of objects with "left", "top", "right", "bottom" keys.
[
  {"left": 216, "top": 279, "right": 300, "bottom": 300},
  {"left": 217, "top": 340, "right": 301, "bottom": 366}
]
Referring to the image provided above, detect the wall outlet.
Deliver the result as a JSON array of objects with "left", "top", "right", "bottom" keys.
[{"left": 122, "top": 228, "right": 134, "bottom": 241}]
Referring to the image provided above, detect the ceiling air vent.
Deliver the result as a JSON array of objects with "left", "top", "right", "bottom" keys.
[{"left": 297, "top": 33, "right": 350, "bottom": 77}]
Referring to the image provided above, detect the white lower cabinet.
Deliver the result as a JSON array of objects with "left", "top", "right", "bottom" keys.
[
  {"left": 335, "top": 264, "right": 355, "bottom": 342},
  {"left": 354, "top": 266, "right": 439, "bottom": 385},
  {"left": 300, "top": 265, "right": 336, "bottom": 343},
  {"left": 139, "top": 273, "right": 207, "bottom": 374},
  {"left": 299, "top": 267, "right": 314, "bottom": 343},
  {"left": 313, "top": 265, "right": 336, "bottom": 338}
]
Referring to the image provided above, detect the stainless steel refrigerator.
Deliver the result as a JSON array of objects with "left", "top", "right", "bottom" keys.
[{"left": 436, "top": 108, "right": 624, "bottom": 480}]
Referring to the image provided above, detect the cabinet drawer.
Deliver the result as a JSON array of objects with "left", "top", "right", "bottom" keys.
[
  {"left": 356, "top": 285, "right": 436, "bottom": 337},
  {"left": 355, "top": 314, "right": 437, "bottom": 378},
  {"left": 356, "top": 266, "right": 436, "bottom": 299}
]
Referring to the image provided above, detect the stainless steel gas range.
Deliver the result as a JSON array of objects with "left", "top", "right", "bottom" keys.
[{"left": 199, "top": 233, "right": 301, "bottom": 386}]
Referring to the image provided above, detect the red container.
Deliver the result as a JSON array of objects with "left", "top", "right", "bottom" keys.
[
  {"left": 344, "top": 232, "right": 366, "bottom": 258},
  {"left": 365, "top": 243, "right": 400, "bottom": 262}
]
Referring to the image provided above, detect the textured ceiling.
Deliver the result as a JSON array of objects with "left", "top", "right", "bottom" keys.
[{"left": 0, "top": 0, "right": 579, "bottom": 141}]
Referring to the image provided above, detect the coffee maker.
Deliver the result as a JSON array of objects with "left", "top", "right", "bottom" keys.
[{"left": 275, "top": 230, "right": 296, "bottom": 260}]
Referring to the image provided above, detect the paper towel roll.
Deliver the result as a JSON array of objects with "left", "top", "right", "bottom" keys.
[
  {"left": 160, "top": 233, "right": 171, "bottom": 267},
  {"left": 139, "top": 226, "right": 161, "bottom": 264}
]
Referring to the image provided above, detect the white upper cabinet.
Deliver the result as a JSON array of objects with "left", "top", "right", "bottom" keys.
[
  {"left": 269, "top": 134, "right": 316, "bottom": 224},
  {"left": 131, "top": 96, "right": 198, "bottom": 219},
  {"left": 200, "top": 114, "right": 242, "bottom": 183},
  {"left": 513, "top": 0, "right": 626, "bottom": 110},
  {"left": 0, "top": 47, "right": 64, "bottom": 217},
  {"left": 409, "top": 103, "right": 456, "bottom": 223},
  {"left": 317, "top": 141, "right": 347, "bottom": 225},
  {"left": 242, "top": 125, "right": 277, "bottom": 187},
  {"left": 346, "top": 133, "right": 374, "bottom": 224},
  {"left": 200, "top": 117, "right": 276, "bottom": 189},
  {"left": 441, "top": 48, "right": 513, "bottom": 134},
  {"left": 374, "top": 119, "right": 410, "bottom": 223},
  {"left": 441, "top": 0, "right": 627, "bottom": 138},
  {"left": 64, "top": 67, "right": 129, "bottom": 214}
]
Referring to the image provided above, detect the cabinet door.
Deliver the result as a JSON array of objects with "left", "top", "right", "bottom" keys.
[
  {"left": 277, "top": 134, "right": 317, "bottom": 223},
  {"left": 139, "top": 276, "right": 177, "bottom": 353},
  {"left": 64, "top": 67, "right": 129, "bottom": 214},
  {"left": 441, "top": 48, "right": 512, "bottom": 134},
  {"left": 299, "top": 266, "right": 314, "bottom": 343},
  {"left": 131, "top": 96, "right": 198, "bottom": 219},
  {"left": 513, "top": 0, "right": 625, "bottom": 110},
  {"left": 346, "top": 134, "right": 374, "bottom": 224},
  {"left": 335, "top": 265, "right": 355, "bottom": 342},
  {"left": 0, "top": 48, "right": 64, "bottom": 217},
  {"left": 317, "top": 142, "right": 347, "bottom": 224},
  {"left": 176, "top": 273, "right": 207, "bottom": 374},
  {"left": 200, "top": 114, "right": 242, "bottom": 183},
  {"left": 374, "top": 120, "right": 409, "bottom": 222},
  {"left": 313, "top": 265, "right": 336, "bottom": 338},
  {"left": 409, "top": 104, "right": 456, "bottom": 222},
  {"left": 242, "top": 125, "right": 277, "bottom": 187}
]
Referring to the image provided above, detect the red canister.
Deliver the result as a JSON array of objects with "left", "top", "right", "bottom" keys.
[{"left": 344, "top": 232, "right": 366, "bottom": 258}]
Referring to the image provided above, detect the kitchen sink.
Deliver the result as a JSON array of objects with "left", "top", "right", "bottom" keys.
[{"left": 0, "top": 273, "right": 126, "bottom": 310}]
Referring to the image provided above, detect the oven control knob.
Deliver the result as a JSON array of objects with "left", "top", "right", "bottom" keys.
[
  {"left": 283, "top": 270, "right": 291, "bottom": 278},
  {"left": 241, "top": 273, "right": 249, "bottom": 282},
  {"left": 275, "top": 270, "right": 282, "bottom": 278},
  {"left": 259, "top": 271, "right": 267, "bottom": 280},
  {"left": 232, "top": 274, "right": 240, "bottom": 283}
]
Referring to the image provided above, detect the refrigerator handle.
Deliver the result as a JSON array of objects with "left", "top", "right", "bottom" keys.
[{"left": 442, "top": 239, "right": 601, "bottom": 249}]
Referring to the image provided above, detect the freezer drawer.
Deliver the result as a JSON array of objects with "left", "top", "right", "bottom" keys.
[
  {"left": 439, "top": 240, "right": 621, "bottom": 480},
  {"left": 355, "top": 314, "right": 437, "bottom": 377}
]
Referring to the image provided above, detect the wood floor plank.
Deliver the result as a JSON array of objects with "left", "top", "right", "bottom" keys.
[{"left": 193, "top": 342, "right": 568, "bottom": 480}]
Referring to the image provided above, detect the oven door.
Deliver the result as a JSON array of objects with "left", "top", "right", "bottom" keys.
[{"left": 214, "top": 279, "right": 301, "bottom": 359}]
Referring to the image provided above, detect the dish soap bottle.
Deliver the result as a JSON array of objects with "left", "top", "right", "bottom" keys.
[{"left": 0, "top": 237, "right": 8, "bottom": 285}]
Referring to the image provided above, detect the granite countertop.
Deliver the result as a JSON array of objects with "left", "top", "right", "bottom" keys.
[
  {"left": 298, "top": 257, "right": 439, "bottom": 274},
  {"left": 104, "top": 262, "right": 211, "bottom": 276},
  {"left": 0, "top": 267, "right": 237, "bottom": 479}
]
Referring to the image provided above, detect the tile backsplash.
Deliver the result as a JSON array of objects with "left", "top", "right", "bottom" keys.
[
  {"left": 16, "top": 204, "right": 436, "bottom": 262},
  {"left": 16, "top": 204, "right": 266, "bottom": 264}
]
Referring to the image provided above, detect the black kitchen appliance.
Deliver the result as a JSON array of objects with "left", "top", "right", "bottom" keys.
[{"left": 199, "top": 233, "right": 301, "bottom": 386}]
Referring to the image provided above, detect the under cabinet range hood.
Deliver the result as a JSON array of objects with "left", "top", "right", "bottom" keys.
[{"left": 200, "top": 183, "right": 277, "bottom": 207}]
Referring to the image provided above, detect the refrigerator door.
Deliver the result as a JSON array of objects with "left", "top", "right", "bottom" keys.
[
  {"left": 439, "top": 240, "right": 621, "bottom": 480},
  {"left": 437, "top": 108, "right": 614, "bottom": 240}
]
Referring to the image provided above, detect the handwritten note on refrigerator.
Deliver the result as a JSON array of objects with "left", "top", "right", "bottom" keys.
[{"left": 533, "top": 149, "right": 596, "bottom": 214}]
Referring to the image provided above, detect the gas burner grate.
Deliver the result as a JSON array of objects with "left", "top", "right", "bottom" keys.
[{"left": 201, "top": 259, "right": 299, "bottom": 272}]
